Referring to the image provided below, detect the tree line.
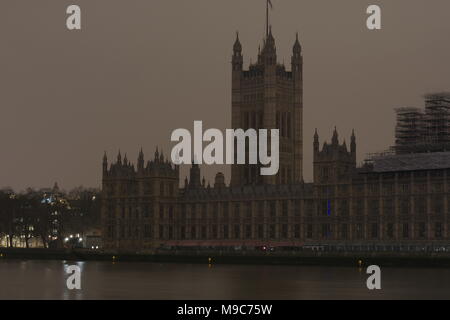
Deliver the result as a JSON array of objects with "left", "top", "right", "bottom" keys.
[{"left": 0, "top": 186, "right": 101, "bottom": 248}]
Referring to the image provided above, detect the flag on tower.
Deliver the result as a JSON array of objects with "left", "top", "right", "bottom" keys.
[{"left": 268, "top": 0, "right": 273, "bottom": 9}]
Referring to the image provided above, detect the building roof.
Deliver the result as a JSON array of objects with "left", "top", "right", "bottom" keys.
[{"left": 372, "top": 152, "right": 450, "bottom": 172}]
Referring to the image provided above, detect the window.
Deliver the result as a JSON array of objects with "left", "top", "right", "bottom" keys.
[
  {"left": 432, "top": 195, "right": 444, "bottom": 214},
  {"left": 435, "top": 222, "right": 443, "bottom": 239},
  {"left": 191, "top": 204, "right": 196, "bottom": 219},
  {"left": 294, "top": 200, "right": 301, "bottom": 216},
  {"left": 387, "top": 223, "right": 394, "bottom": 239},
  {"left": 281, "top": 224, "right": 288, "bottom": 238},
  {"left": 269, "top": 225, "right": 276, "bottom": 238},
  {"left": 245, "top": 202, "right": 252, "bottom": 218},
  {"left": 369, "top": 199, "right": 379, "bottom": 216},
  {"left": 354, "top": 198, "right": 364, "bottom": 216},
  {"left": 321, "top": 224, "right": 331, "bottom": 239},
  {"left": 159, "top": 225, "right": 164, "bottom": 239},
  {"left": 234, "top": 225, "right": 240, "bottom": 239},
  {"left": 191, "top": 226, "right": 196, "bottom": 240},
  {"left": 144, "top": 225, "right": 151, "bottom": 238},
  {"left": 341, "top": 224, "right": 348, "bottom": 239},
  {"left": 234, "top": 203, "right": 240, "bottom": 219},
  {"left": 223, "top": 225, "right": 229, "bottom": 239},
  {"left": 107, "top": 225, "right": 114, "bottom": 238},
  {"left": 202, "top": 204, "right": 207, "bottom": 220},
  {"left": 245, "top": 225, "right": 252, "bottom": 238},
  {"left": 402, "top": 223, "right": 409, "bottom": 239},
  {"left": 399, "top": 197, "right": 410, "bottom": 215},
  {"left": 306, "top": 225, "right": 313, "bottom": 239},
  {"left": 282, "top": 201, "right": 288, "bottom": 217},
  {"left": 159, "top": 204, "right": 164, "bottom": 219},
  {"left": 371, "top": 223, "right": 378, "bottom": 239},
  {"left": 383, "top": 198, "right": 394, "bottom": 215},
  {"left": 356, "top": 223, "right": 363, "bottom": 239},
  {"left": 270, "top": 201, "right": 276, "bottom": 218},
  {"left": 414, "top": 197, "right": 426, "bottom": 215},
  {"left": 339, "top": 199, "right": 349, "bottom": 216},
  {"left": 160, "top": 182, "right": 164, "bottom": 196},
  {"left": 201, "top": 226, "right": 207, "bottom": 239},
  {"left": 418, "top": 222, "right": 426, "bottom": 238},
  {"left": 294, "top": 225, "right": 300, "bottom": 238},
  {"left": 258, "top": 201, "right": 264, "bottom": 217},
  {"left": 222, "top": 202, "right": 229, "bottom": 219},
  {"left": 258, "top": 225, "right": 264, "bottom": 239}
]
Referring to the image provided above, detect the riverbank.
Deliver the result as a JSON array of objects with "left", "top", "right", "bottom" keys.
[{"left": 1, "top": 248, "right": 450, "bottom": 268}]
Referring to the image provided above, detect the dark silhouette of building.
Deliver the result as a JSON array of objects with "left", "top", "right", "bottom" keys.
[{"left": 101, "top": 26, "right": 449, "bottom": 252}]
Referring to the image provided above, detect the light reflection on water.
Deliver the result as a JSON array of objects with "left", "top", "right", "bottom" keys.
[{"left": 0, "top": 260, "right": 449, "bottom": 300}]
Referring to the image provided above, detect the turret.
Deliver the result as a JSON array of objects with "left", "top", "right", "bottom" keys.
[
  {"left": 189, "top": 163, "right": 201, "bottom": 189},
  {"left": 117, "top": 150, "right": 122, "bottom": 165},
  {"left": 332, "top": 127, "right": 339, "bottom": 145},
  {"left": 232, "top": 32, "right": 243, "bottom": 71},
  {"left": 291, "top": 32, "right": 302, "bottom": 76},
  {"left": 103, "top": 152, "right": 108, "bottom": 174},
  {"left": 137, "top": 148, "right": 144, "bottom": 172},
  {"left": 351, "top": 129, "right": 356, "bottom": 160},
  {"left": 313, "top": 129, "right": 319, "bottom": 154},
  {"left": 261, "top": 26, "right": 276, "bottom": 66}
]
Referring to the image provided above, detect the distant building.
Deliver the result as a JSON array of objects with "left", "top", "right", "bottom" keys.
[{"left": 101, "top": 27, "right": 449, "bottom": 252}]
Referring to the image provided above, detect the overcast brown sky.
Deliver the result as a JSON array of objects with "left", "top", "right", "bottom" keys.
[{"left": 1, "top": 0, "right": 450, "bottom": 191}]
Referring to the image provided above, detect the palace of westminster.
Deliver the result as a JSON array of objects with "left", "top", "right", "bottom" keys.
[{"left": 101, "top": 26, "right": 450, "bottom": 251}]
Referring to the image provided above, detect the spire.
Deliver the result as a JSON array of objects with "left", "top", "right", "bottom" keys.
[
  {"left": 232, "top": 31, "right": 243, "bottom": 71},
  {"left": 117, "top": 150, "right": 122, "bottom": 165},
  {"left": 351, "top": 129, "right": 356, "bottom": 154},
  {"left": 103, "top": 151, "right": 108, "bottom": 172},
  {"left": 233, "top": 31, "right": 242, "bottom": 53},
  {"left": 189, "top": 162, "right": 201, "bottom": 189},
  {"left": 154, "top": 147, "right": 159, "bottom": 162},
  {"left": 313, "top": 129, "right": 319, "bottom": 153},
  {"left": 293, "top": 32, "right": 301, "bottom": 53},
  {"left": 123, "top": 153, "right": 128, "bottom": 165},
  {"left": 332, "top": 127, "right": 339, "bottom": 145},
  {"left": 261, "top": 25, "right": 276, "bottom": 65},
  {"left": 138, "top": 148, "right": 144, "bottom": 171}
]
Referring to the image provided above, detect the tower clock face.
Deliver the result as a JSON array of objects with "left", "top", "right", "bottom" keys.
[{"left": 1, "top": 0, "right": 450, "bottom": 303}]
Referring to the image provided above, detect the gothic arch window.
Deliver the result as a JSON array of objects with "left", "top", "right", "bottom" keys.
[{"left": 287, "top": 112, "right": 291, "bottom": 138}]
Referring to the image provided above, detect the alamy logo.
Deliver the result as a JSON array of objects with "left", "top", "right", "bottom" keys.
[
  {"left": 66, "top": 265, "right": 81, "bottom": 290},
  {"left": 366, "top": 265, "right": 381, "bottom": 290},
  {"left": 171, "top": 121, "right": 279, "bottom": 175}
]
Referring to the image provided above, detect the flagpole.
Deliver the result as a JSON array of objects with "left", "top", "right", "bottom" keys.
[{"left": 266, "top": 0, "right": 269, "bottom": 38}]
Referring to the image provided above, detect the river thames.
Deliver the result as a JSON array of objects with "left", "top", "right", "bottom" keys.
[{"left": 0, "top": 260, "right": 449, "bottom": 299}]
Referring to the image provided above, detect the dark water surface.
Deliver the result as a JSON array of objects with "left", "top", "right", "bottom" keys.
[{"left": 0, "top": 260, "right": 449, "bottom": 299}]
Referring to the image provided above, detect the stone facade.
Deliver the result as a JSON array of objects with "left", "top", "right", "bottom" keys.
[{"left": 101, "top": 30, "right": 449, "bottom": 251}]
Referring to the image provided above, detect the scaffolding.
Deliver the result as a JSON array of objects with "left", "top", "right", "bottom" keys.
[
  {"left": 424, "top": 93, "right": 450, "bottom": 145},
  {"left": 365, "top": 93, "right": 450, "bottom": 163},
  {"left": 394, "top": 107, "right": 424, "bottom": 153},
  {"left": 392, "top": 93, "right": 450, "bottom": 154}
]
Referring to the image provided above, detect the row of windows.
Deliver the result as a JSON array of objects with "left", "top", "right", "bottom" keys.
[
  {"left": 337, "top": 182, "right": 445, "bottom": 196},
  {"left": 104, "top": 181, "right": 176, "bottom": 196},
  {"left": 107, "top": 195, "right": 449, "bottom": 221},
  {"left": 106, "top": 222, "right": 445, "bottom": 240}
]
